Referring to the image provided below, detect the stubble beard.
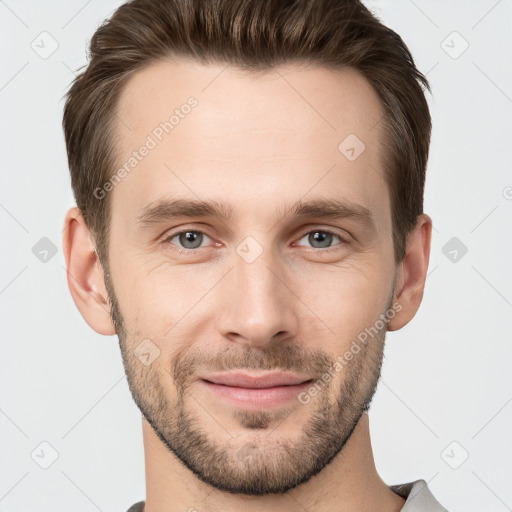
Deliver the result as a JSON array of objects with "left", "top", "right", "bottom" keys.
[{"left": 104, "top": 271, "right": 388, "bottom": 495}]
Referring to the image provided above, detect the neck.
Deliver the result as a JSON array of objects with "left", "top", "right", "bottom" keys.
[{"left": 141, "top": 412, "right": 405, "bottom": 512}]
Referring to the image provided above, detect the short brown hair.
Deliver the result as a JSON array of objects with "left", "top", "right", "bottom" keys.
[{"left": 62, "top": 0, "right": 431, "bottom": 268}]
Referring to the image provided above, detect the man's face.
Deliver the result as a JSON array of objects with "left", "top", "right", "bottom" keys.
[{"left": 106, "top": 60, "right": 397, "bottom": 494}]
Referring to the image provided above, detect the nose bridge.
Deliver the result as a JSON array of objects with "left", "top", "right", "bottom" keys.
[{"left": 218, "top": 240, "right": 299, "bottom": 347}]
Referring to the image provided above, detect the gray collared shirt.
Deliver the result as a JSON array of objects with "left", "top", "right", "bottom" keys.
[{"left": 389, "top": 479, "right": 450, "bottom": 511}]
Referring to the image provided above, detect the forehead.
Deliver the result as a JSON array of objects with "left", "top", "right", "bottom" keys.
[
  {"left": 111, "top": 59, "right": 389, "bottom": 228},
  {"left": 116, "top": 59, "right": 385, "bottom": 147}
]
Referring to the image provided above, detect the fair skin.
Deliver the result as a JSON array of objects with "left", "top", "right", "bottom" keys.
[{"left": 63, "top": 60, "right": 431, "bottom": 512}]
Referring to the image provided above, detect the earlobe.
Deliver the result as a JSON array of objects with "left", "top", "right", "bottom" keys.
[
  {"left": 387, "top": 214, "right": 432, "bottom": 332},
  {"left": 62, "top": 207, "right": 116, "bottom": 336}
]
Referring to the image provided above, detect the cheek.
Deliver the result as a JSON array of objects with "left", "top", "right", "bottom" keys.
[
  {"left": 112, "top": 244, "right": 393, "bottom": 350},
  {"left": 293, "top": 257, "right": 392, "bottom": 352},
  {"left": 112, "top": 257, "right": 222, "bottom": 340}
]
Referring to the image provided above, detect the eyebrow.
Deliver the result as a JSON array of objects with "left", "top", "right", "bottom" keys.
[
  {"left": 135, "top": 197, "right": 375, "bottom": 230},
  {"left": 136, "top": 199, "right": 234, "bottom": 226}
]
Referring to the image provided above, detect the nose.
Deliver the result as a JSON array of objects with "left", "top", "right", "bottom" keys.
[{"left": 216, "top": 245, "right": 300, "bottom": 349}]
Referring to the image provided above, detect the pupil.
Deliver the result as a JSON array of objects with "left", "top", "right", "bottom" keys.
[
  {"left": 181, "top": 231, "right": 202, "bottom": 249},
  {"left": 310, "top": 231, "right": 332, "bottom": 248}
]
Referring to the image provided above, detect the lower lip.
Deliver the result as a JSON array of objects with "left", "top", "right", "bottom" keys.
[{"left": 199, "top": 379, "right": 312, "bottom": 409}]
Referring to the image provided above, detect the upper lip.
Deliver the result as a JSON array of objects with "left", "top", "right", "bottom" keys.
[{"left": 200, "top": 371, "right": 312, "bottom": 389}]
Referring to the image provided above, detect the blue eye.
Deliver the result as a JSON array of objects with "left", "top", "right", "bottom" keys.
[
  {"left": 166, "top": 230, "right": 212, "bottom": 251},
  {"left": 296, "top": 230, "right": 345, "bottom": 249},
  {"left": 162, "top": 228, "right": 347, "bottom": 255}
]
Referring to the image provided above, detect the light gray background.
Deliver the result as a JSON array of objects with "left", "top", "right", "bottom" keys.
[{"left": 1, "top": 0, "right": 511, "bottom": 510}]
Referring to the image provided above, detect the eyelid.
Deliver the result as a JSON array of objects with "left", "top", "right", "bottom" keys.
[
  {"left": 293, "top": 227, "right": 350, "bottom": 249},
  {"left": 161, "top": 227, "right": 215, "bottom": 251},
  {"left": 161, "top": 225, "right": 350, "bottom": 255}
]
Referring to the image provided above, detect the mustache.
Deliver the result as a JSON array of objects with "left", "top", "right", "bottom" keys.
[{"left": 172, "top": 343, "right": 333, "bottom": 390}]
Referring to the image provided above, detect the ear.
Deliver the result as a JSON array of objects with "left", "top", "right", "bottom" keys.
[
  {"left": 387, "top": 213, "right": 432, "bottom": 331},
  {"left": 62, "top": 207, "right": 116, "bottom": 335}
]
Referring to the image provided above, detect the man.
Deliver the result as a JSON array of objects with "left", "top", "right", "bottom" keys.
[{"left": 61, "top": 0, "right": 449, "bottom": 510}]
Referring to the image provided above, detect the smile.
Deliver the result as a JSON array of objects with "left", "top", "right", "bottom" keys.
[{"left": 198, "top": 371, "right": 314, "bottom": 410}]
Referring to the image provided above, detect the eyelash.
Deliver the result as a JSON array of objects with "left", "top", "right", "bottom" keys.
[{"left": 161, "top": 228, "right": 349, "bottom": 255}]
